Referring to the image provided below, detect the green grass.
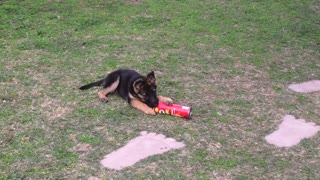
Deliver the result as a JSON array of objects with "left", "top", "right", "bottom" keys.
[{"left": 1, "top": 0, "right": 320, "bottom": 179}]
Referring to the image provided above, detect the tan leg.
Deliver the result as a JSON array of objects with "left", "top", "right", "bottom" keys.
[
  {"left": 158, "top": 95, "right": 173, "bottom": 104},
  {"left": 130, "top": 99, "right": 156, "bottom": 115},
  {"left": 98, "top": 77, "right": 120, "bottom": 102}
]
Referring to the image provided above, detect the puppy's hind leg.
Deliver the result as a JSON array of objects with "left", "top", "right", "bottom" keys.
[{"left": 98, "top": 73, "right": 120, "bottom": 103}]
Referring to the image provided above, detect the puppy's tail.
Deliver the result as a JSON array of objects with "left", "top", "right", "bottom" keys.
[{"left": 79, "top": 79, "right": 104, "bottom": 90}]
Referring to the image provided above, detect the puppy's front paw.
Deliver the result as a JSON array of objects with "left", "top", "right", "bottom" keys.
[
  {"left": 100, "top": 97, "right": 108, "bottom": 103},
  {"left": 163, "top": 97, "right": 173, "bottom": 104},
  {"left": 158, "top": 96, "right": 173, "bottom": 104},
  {"left": 145, "top": 108, "right": 156, "bottom": 115}
]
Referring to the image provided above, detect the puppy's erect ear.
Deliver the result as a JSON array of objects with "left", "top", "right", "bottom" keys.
[
  {"left": 133, "top": 79, "right": 144, "bottom": 94},
  {"left": 146, "top": 71, "right": 156, "bottom": 85}
]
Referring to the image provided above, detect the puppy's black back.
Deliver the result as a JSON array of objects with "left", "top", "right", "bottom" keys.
[
  {"left": 79, "top": 68, "right": 145, "bottom": 101},
  {"left": 107, "top": 69, "right": 143, "bottom": 100}
]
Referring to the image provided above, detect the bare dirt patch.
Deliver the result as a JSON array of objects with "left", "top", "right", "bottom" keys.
[
  {"left": 127, "top": 0, "right": 142, "bottom": 4},
  {"left": 73, "top": 143, "right": 93, "bottom": 153},
  {"left": 311, "top": 1, "right": 320, "bottom": 14},
  {"left": 40, "top": 97, "right": 73, "bottom": 120}
]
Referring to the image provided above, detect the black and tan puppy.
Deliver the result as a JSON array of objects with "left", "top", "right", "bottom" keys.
[{"left": 79, "top": 69, "right": 173, "bottom": 115}]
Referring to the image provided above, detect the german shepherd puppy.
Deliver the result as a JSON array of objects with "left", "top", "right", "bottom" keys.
[{"left": 79, "top": 69, "right": 173, "bottom": 115}]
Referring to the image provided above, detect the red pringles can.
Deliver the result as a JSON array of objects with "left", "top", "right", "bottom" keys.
[{"left": 154, "top": 101, "right": 192, "bottom": 119}]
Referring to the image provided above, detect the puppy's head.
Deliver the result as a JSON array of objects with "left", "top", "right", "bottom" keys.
[{"left": 133, "top": 71, "right": 159, "bottom": 108}]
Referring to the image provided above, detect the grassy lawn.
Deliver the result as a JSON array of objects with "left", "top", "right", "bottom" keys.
[{"left": 1, "top": 0, "right": 320, "bottom": 179}]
